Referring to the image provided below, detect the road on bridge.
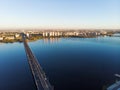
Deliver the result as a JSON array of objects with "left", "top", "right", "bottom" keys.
[{"left": 22, "top": 33, "right": 53, "bottom": 90}]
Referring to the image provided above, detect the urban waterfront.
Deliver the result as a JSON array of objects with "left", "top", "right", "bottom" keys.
[{"left": 0, "top": 35, "right": 120, "bottom": 90}]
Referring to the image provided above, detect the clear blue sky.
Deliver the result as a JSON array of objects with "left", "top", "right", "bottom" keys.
[{"left": 0, "top": 0, "right": 120, "bottom": 29}]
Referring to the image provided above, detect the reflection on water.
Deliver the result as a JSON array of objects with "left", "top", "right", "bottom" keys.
[
  {"left": 61, "top": 36, "right": 120, "bottom": 46},
  {"left": 43, "top": 38, "right": 60, "bottom": 44},
  {"left": 113, "top": 33, "right": 120, "bottom": 37}
]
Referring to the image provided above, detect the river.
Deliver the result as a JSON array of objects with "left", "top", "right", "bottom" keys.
[{"left": 0, "top": 35, "right": 120, "bottom": 90}]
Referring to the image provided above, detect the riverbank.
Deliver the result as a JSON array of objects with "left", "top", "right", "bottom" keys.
[
  {"left": 0, "top": 31, "right": 118, "bottom": 43},
  {"left": 0, "top": 35, "right": 115, "bottom": 43}
]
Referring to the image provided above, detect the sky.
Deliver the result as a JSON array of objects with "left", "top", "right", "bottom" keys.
[{"left": 0, "top": 0, "right": 120, "bottom": 29}]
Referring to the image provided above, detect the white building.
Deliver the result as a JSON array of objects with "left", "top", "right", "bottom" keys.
[
  {"left": 15, "top": 34, "right": 20, "bottom": 38},
  {"left": 74, "top": 32, "right": 79, "bottom": 36},
  {"left": 43, "top": 32, "right": 46, "bottom": 37},
  {"left": 101, "top": 31, "right": 107, "bottom": 35},
  {"left": 49, "top": 32, "right": 55, "bottom": 36},
  {"left": 42, "top": 32, "right": 50, "bottom": 37},
  {"left": 58, "top": 32, "right": 62, "bottom": 36},
  {"left": 45, "top": 32, "right": 49, "bottom": 37},
  {"left": 0, "top": 37, "right": 3, "bottom": 41},
  {"left": 54, "top": 32, "right": 58, "bottom": 36},
  {"left": 26, "top": 33, "right": 29, "bottom": 37}
]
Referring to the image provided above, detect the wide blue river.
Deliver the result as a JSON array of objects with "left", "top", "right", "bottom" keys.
[{"left": 0, "top": 36, "right": 120, "bottom": 90}]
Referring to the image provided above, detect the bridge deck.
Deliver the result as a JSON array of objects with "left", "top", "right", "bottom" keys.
[{"left": 22, "top": 34, "right": 53, "bottom": 90}]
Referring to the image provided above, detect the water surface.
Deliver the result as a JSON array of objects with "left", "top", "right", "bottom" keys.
[{"left": 0, "top": 36, "right": 120, "bottom": 90}]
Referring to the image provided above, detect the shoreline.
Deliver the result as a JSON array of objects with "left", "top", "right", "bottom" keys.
[{"left": 0, "top": 35, "right": 114, "bottom": 43}]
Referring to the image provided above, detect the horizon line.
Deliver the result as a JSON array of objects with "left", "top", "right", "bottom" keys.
[{"left": 0, "top": 28, "right": 120, "bottom": 31}]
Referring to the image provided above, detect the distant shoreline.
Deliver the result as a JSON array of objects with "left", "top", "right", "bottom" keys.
[
  {"left": 0, "top": 30, "right": 119, "bottom": 43},
  {"left": 0, "top": 35, "right": 115, "bottom": 43}
]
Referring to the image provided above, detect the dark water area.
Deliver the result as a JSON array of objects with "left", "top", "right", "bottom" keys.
[
  {"left": 0, "top": 36, "right": 120, "bottom": 90},
  {"left": 0, "top": 43, "right": 36, "bottom": 90}
]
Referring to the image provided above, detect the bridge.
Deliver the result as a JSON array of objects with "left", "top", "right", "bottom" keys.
[{"left": 22, "top": 33, "right": 53, "bottom": 90}]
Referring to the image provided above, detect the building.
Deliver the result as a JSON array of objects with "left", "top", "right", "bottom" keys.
[
  {"left": 43, "top": 32, "right": 63, "bottom": 37},
  {"left": 15, "top": 34, "right": 20, "bottom": 38},
  {"left": 54, "top": 32, "right": 58, "bottom": 36},
  {"left": 0, "top": 37, "right": 3, "bottom": 41},
  {"left": 26, "top": 33, "right": 29, "bottom": 37},
  {"left": 49, "top": 32, "right": 54, "bottom": 37},
  {"left": 45, "top": 32, "right": 49, "bottom": 37},
  {"left": 101, "top": 31, "right": 107, "bottom": 35},
  {"left": 43, "top": 32, "right": 46, "bottom": 37},
  {"left": 74, "top": 32, "right": 79, "bottom": 36}
]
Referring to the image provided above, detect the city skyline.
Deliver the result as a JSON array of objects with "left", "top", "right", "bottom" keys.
[{"left": 0, "top": 0, "right": 120, "bottom": 29}]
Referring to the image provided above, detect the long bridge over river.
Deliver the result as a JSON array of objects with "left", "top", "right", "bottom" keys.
[{"left": 22, "top": 33, "right": 53, "bottom": 90}]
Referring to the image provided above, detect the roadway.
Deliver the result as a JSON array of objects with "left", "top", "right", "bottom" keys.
[{"left": 22, "top": 33, "right": 53, "bottom": 90}]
